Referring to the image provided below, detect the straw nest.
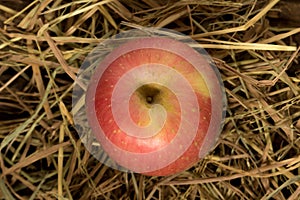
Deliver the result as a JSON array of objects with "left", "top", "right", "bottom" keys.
[{"left": 0, "top": 0, "right": 299, "bottom": 199}]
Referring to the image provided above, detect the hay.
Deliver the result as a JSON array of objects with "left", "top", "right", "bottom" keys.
[{"left": 0, "top": 0, "right": 299, "bottom": 199}]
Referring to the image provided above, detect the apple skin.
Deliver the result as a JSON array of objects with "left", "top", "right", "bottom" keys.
[{"left": 86, "top": 37, "right": 225, "bottom": 176}]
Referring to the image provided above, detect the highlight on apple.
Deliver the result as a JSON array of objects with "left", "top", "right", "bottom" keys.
[{"left": 72, "top": 28, "right": 227, "bottom": 176}]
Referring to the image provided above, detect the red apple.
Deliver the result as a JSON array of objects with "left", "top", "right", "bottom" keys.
[{"left": 85, "top": 36, "right": 226, "bottom": 176}]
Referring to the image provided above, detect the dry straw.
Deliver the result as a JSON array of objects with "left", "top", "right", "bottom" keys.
[{"left": 0, "top": 0, "right": 299, "bottom": 199}]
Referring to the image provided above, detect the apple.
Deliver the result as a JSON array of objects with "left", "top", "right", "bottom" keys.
[{"left": 85, "top": 36, "right": 226, "bottom": 176}]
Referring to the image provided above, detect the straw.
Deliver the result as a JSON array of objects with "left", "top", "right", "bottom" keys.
[{"left": 0, "top": 0, "right": 299, "bottom": 199}]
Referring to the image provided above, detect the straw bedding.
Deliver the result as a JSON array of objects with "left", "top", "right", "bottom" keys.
[{"left": 0, "top": 0, "right": 299, "bottom": 199}]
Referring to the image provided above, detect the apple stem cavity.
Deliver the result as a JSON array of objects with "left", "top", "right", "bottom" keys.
[{"left": 136, "top": 84, "right": 161, "bottom": 106}]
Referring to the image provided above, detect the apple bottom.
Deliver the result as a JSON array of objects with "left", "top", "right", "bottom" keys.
[
  {"left": 107, "top": 94, "right": 211, "bottom": 176},
  {"left": 142, "top": 146, "right": 200, "bottom": 176},
  {"left": 141, "top": 106, "right": 211, "bottom": 176}
]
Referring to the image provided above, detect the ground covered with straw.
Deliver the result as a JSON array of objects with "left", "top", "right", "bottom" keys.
[{"left": 0, "top": 0, "right": 300, "bottom": 199}]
